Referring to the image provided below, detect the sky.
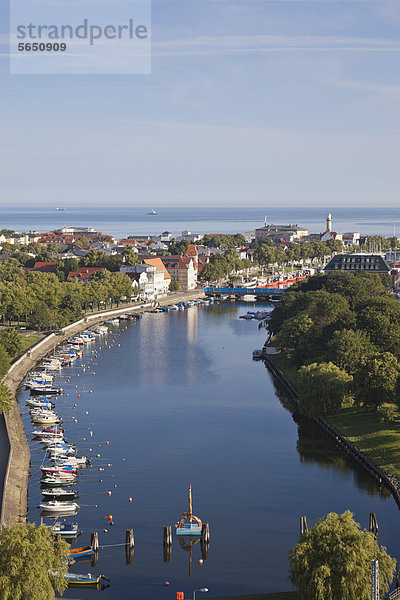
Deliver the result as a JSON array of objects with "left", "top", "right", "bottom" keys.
[{"left": 0, "top": 0, "right": 400, "bottom": 207}]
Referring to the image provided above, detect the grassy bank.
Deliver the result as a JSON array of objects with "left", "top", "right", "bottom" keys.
[
  {"left": 18, "top": 335, "right": 42, "bottom": 355},
  {"left": 327, "top": 406, "right": 400, "bottom": 477},
  {"left": 211, "top": 593, "right": 298, "bottom": 600},
  {"left": 269, "top": 354, "right": 299, "bottom": 389},
  {"left": 269, "top": 355, "right": 400, "bottom": 478}
]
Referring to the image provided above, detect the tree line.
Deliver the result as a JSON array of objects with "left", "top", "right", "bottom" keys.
[
  {"left": 269, "top": 271, "right": 400, "bottom": 417},
  {"left": 0, "top": 258, "right": 134, "bottom": 330}
]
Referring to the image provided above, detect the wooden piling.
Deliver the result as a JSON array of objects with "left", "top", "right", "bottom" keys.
[
  {"left": 126, "top": 528, "right": 134, "bottom": 549},
  {"left": 163, "top": 525, "right": 172, "bottom": 546},
  {"left": 91, "top": 531, "right": 99, "bottom": 552},
  {"left": 369, "top": 512, "right": 378, "bottom": 537},
  {"left": 201, "top": 522, "right": 210, "bottom": 543},
  {"left": 300, "top": 516, "right": 308, "bottom": 536}
]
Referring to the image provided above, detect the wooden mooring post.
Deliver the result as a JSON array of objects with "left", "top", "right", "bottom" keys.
[
  {"left": 201, "top": 522, "right": 210, "bottom": 543},
  {"left": 163, "top": 525, "right": 172, "bottom": 546},
  {"left": 369, "top": 512, "right": 379, "bottom": 537},
  {"left": 300, "top": 516, "right": 308, "bottom": 536},
  {"left": 91, "top": 531, "right": 99, "bottom": 552}
]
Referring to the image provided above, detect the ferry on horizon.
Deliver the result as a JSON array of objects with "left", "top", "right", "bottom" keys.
[
  {"left": 147, "top": 209, "right": 157, "bottom": 215},
  {"left": 56, "top": 208, "right": 65, "bottom": 211}
]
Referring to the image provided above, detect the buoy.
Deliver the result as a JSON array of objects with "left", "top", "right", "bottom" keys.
[
  {"left": 104, "top": 529, "right": 108, "bottom": 533},
  {"left": 114, "top": 484, "right": 117, "bottom": 488},
  {"left": 108, "top": 491, "right": 112, "bottom": 496},
  {"left": 89, "top": 390, "right": 93, "bottom": 393},
  {"left": 85, "top": 411, "right": 89, "bottom": 415},
  {"left": 90, "top": 431, "right": 93, "bottom": 437},
  {"left": 107, "top": 463, "right": 111, "bottom": 467},
  {"left": 164, "top": 581, "right": 170, "bottom": 587},
  {"left": 82, "top": 438, "right": 86, "bottom": 441},
  {"left": 129, "top": 497, "right": 133, "bottom": 502},
  {"left": 75, "top": 385, "right": 78, "bottom": 388},
  {"left": 82, "top": 387, "right": 85, "bottom": 390},
  {"left": 94, "top": 504, "right": 98, "bottom": 508},
  {"left": 199, "top": 559, "right": 203, "bottom": 565},
  {"left": 96, "top": 453, "right": 100, "bottom": 458},
  {"left": 77, "top": 395, "right": 80, "bottom": 399},
  {"left": 74, "top": 419, "right": 78, "bottom": 423},
  {"left": 106, "top": 441, "right": 109, "bottom": 445}
]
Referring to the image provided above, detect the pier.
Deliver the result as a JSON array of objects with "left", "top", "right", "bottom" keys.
[{"left": 204, "top": 286, "right": 285, "bottom": 300}]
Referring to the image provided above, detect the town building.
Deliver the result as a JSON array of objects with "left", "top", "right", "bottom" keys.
[
  {"left": 120, "top": 262, "right": 170, "bottom": 297},
  {"left": 255, "top": 218, "right": 308, "bottom": 242},
  {"left": 324, "top": 254, "right": 391, "bottom": 274},
  {"left": 159, "top": 244, "right": 199, "bottom": 291},
  {"left": 67, "top": 267, "right": 105, "bottom": 282}
]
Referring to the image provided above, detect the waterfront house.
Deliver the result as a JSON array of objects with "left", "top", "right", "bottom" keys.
[
  {"left": 120, "top": 263, "right": 169, "bottom": 297},
  {"left": 67, "top": 267, "right": 105, "bottom": 282},
  {"left": 324, "top": 254, "right": 391, "bottom": 274}
]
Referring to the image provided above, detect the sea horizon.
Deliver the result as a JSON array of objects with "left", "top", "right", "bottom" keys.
[{"left": 1, "top": 205, "right": 400, "bottom": 239}]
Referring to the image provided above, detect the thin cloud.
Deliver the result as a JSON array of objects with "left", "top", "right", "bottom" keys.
[{"left": 152, "top": 34, "right": 400, "bottom": 56}]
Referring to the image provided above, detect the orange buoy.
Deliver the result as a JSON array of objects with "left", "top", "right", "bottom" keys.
[
  {"left": 108, "top": 515, "right": 113, "bottom": 521},
  {"left": 199, "top": 559, "right": 204, "bottom": 565},
  {"left": 129, "top": 497, "right": 133, "bottom": 502},
  {"left": 106, "top": 441, "right": 109, "bottom": 445},
  {"left": 107, "top": 463, "right": 111, "bottom": 467},
  {"left": 108, "top": 491, "right": 112, "bottom": 496},
  {"left": 74, "top": 419, "right": 78, "bottom": 423}
]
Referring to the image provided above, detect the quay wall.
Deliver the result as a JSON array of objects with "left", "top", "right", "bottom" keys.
[
  {"left": 0, "top": 289, "right": 205, "bottom": 528},
  {"left": 264, "top": 355, "right": 400, "bottom": 511}
]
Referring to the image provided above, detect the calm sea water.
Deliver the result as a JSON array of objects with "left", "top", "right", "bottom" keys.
[
  {"left": 1, "top": 205, "right": 400, "bottom": 238},
  {"left": 19, "top": 303, "right": 400, "bottom": 599}
]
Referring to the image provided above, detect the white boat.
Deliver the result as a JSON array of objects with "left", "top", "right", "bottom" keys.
[
  {"left": 48, "top": 520, "right": 79, "bottom": 537},
  {"left": 49, "top": 455, "right": 88, "bottom": 467},
  {"left": 169, "top": 305, "right": 179, "bottom": 311},
  {"left": 40, "top": 500, "right": 79, "bottom": 513},
  {"left": 147, "top": 209, "right": 158, "bottom": 215},
  {"left": 42, "top": 488, "right": 77, "bottom": 500},
  {"left": 104, "top": 319, "right": 119, "bottom": 325},
  {"left": 26, "top": 398, "right": 54, "bottom": 408},
  {"left": 41, "top": 475, "right": 75, "bottom": 487}
]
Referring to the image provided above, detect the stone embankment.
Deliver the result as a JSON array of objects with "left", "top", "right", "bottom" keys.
[
  {"left": 264, "top": 355, "right": 400, "bottom": 511},
  {"left": 0, "top": 289, "right": 205, "bottom": 528}
]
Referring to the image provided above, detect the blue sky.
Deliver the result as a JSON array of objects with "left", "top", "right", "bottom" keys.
[{"left": 1, "top": 0, "right": 400, "bottom": 207}]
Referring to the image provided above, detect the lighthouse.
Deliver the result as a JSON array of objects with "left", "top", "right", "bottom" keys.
[{"left": 326, "top": 213, "right": 332, "bottom": 232}]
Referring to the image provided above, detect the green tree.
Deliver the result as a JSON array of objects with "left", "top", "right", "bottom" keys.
[
  {"left": 0, "top": 382, "right": 11, "bottom": 414},
  {"left": 0, "top": 328, "right": 22, "bottom": 358},
  {"left": 289, "top": 511, "right": 395, "bottom": 600},
  {"left": 168, "top": 240, "right": 190, "bottom": 255},
  {"left": 354, "top": 352, "right": 400, "bottom": 409},
  {"left": 326, "top": 329, "right": 377, "bottom": 375},
  {"left": 0, "top": 522, "right": 69, "bottom": 600},
  {"left": 122, "top": 247, "right": 138, "bottom": 266},
  {"left": 297, "top": 362, "right": 353, "bottom": 417},
  {"left": 169, "top": 280, "right": 179, "bottom": 291},
  {"left": 0, "top": 345, "right": 10, "bottom": 378}
]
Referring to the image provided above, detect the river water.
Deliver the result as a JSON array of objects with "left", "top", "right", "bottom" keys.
[{"left": 18, "top": 302, "right": 400, "bottom": 599}]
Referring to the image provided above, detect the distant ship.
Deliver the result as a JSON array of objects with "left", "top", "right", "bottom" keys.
[
  {"left": 147, "top": 209, "right": 157, "bottom": 215},
  {"left": 55, "top": 208, "right": 65, "bottom": 211}
]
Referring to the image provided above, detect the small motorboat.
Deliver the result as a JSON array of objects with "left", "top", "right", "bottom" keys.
[
  {"left": 41, "top": 465, "right": 77, "bottom": 476},
  {"left": 42, "top": 488, "right": 77, "bottom": 500},
  {"left": 48, "top": 455, "right": 89, "bottom": 467},
  {"left": 30, "top": 387, "right": 63, "bottom": 395},
  {"left": 49, "top": 520, "right": 80, "bottom": 538},
  {"left": 68, "top": 546, "right": 95, "bottom": 560},
  {"left": 252, "top": 349, "right": 263, "bottom": 360},
  {"left": 65, "top": 572, "right": 106, "bottom": 586},
  {"left": 41, "top": 475, "right": 75, "bottom": 487},
  {"left": 33, "top": 426, "right": 64, "bottom": 438},
  {"left": 40, "top": 500, "right": 79, "bottom": 514},
  {"left": 175, "top": 484, "right": 203, "bottom": 537},
  {"left": 239, "top": 312, "right": 254, "bottom": 320},
  {"left": 26, "top": 398, "right": 54, "bottom": 408}
]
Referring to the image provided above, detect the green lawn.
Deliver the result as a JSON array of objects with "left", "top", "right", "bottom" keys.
[
  {"left": 210, "top": 593, "right": 298, "bottom": 600},
  {"left": 18, "top": 335, "right": 42, "bottom": 355},
  {"left": 269, "top": 355, "right": 400, "bottom": 478},
  {"left": 270, "top": 354, "right": 299, "bottom": 388},
  {"left": 327, "top": 405, "right": 400, "bottom": 477}
]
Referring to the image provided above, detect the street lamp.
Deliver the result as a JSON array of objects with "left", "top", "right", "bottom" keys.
[{"left": 193, "top": 588, "right": 209, "bottom": 600}]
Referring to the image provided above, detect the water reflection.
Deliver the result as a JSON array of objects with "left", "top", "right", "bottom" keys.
[{"left": 268, "top": 365, "right": 390, "bottom": 500}]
